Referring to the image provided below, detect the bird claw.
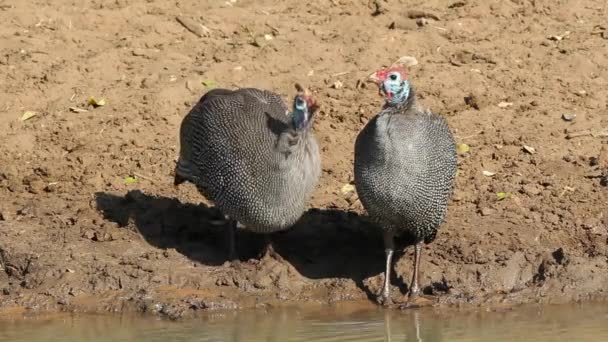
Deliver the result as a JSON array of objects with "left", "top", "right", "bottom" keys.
[
  {"left": 259, "top": 244, "right": 285, "bottom": 263},
  {"left": 376, "top": 294, "right": 393, "bottom": 306}
]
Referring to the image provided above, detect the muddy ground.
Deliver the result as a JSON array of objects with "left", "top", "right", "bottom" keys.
[{"left": 1, "top": 0, "right": 607, "bottom": 320}]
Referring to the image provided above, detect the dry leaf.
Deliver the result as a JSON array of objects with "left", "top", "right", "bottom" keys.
[
  {"left": 123, "top": 176, "right": 137, "bottom": 184},
  {"left": 482, "top": 170, "right": 496, "bottom": 177},
  {"left": 69, "top": 107, "right": 88, "bottom": 113},
  {"left": 88, "top": 97, "right": 106, "bottom": 107},
  {"left": 522, "top": 145, "right": 536, "bottom": 154},
  {"left": 496, "top": 192, "right": 510, "bottom": 200},
  {"left": 20, "top": 111, "right": 37, "bottom": 121},
  {"left": 202, "top": 80, "right": 217, "bottom": 89},
  {"left": 457, "top": 143, "right": 470, "bottom": 154}
]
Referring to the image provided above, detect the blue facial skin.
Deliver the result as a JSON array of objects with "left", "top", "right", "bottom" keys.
[
  {"left": 292, "top": 95, "right": 309, "bottom": 129},
  {"left": 382, "top": 71, "right": 410, "bottom": 105}
]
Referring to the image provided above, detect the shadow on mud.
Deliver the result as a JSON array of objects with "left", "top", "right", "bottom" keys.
[{"left": 95, "top": 190, "right": 413, "bottom": 300}]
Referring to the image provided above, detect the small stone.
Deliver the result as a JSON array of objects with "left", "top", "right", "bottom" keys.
[
  {"left": 464, "top": 95, "right": 480, "bottom": 110},
  {"left": 23, "top": 176, "right": 45, "bottom": 194},
  {"left": 581, "top": 219, "right": 598, "bottom": 230},
  {"left": 562, "top": 113, "right": 576, "bottom": 121},
  {"left": 82, "top": 229, "right": 95, "bottom": 240},
  {"left": 332, "top": 80, "right": 343, "bottom": 89},
  {"left": 544, "top": 213, "right": 560, "bottom": 225},
  {"left": 521, "top": 184, "right": 542, "bottom": 196},
  {"left": 479, "top": 207, "right": 495, "bottom": 216},
  {"left": 253, "top": 274, "right": 273, "bottom": 289},
  {"left": 589, "top": 157, "right": 599, "bottom": 167},
  {"left": 416, "top": 18, "right": 428, "bottom": 27},
  {"left": 93, "top": 231, "right": 113, "bottom": 242},
  {"left": 600, "top": 176, "right": 608, "bottom": 187},
  {"left": 44, "top": 182, "right": 58, "bottom": 193}
]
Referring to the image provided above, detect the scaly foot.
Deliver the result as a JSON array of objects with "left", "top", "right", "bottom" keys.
[{"left": 376, "top": 293, "right": 393, "bottom": 306}]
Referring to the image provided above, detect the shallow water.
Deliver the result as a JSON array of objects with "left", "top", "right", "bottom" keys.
[{"left": 2, "top": 302, "right": 608, "bottom": 342}]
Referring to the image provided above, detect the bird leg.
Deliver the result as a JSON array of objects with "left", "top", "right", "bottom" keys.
[
  {"left": 408, "top": 242, "right": 422, "bottom": 298},
  {"left": 378, "top": 230, "right": 395, "bottom": 306},
  {"left": 226, "top": 220, "right": 238, "bottom": 261},
  {"left": 260, "top": 234, "right": 285, "bottom": 263}
]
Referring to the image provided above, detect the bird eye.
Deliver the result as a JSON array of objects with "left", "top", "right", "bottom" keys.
[{"left": 389, "top": 73, "right": 398, "bottom": 81}]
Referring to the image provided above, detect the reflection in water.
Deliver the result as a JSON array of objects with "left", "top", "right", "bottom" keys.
[{"left": 1, "top": 302, "right": 608, "bottom": 341}]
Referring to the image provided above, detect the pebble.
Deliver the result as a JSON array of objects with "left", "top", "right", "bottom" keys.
[
  {"left": 600, "top": 176, "right": 608, "bottom": 187},
  {"left": 544, "top": 213, "right": 560, "bottom": 225},
  {"left": 562, "top": 113, "right": 576, "bottom": 121},
  {"left": 479, "top": 207, "right": 495, "bottom": 216},
  {"left": 521, "top": 184, "right": 542, "bottom": 196},
  {"left": 589, "top": 157, "right": 599, "bottom": 167},
  {"left": 416, "top": 18, "right": 429, "bottom": 27}
]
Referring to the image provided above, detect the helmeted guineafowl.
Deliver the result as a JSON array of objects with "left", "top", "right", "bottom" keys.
[
  {"left": 354, "top": 64, "right": 457, "bottom": 305},
  {"left": 174, "top": 84, "right": 321, "bottom": 260}
]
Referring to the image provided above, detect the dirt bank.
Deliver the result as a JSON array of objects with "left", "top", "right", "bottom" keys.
[{"left": 1, "top": 0, "right": 607, "bottom": 319}]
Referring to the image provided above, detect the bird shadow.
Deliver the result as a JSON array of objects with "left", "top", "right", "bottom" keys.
[
  {"left": 94, "top": 190, "right": 411, "bottom": 300},
  {"left": 95, "top": 190, "right": 268, "bottom": 265}
]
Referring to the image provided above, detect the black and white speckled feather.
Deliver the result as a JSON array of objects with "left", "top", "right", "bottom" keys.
[
  {"left": 175, "top": 88, "right": 321, "bottom": 233},
  {"left": 354, "top": 87, "right": 457, "bottom": 244}
]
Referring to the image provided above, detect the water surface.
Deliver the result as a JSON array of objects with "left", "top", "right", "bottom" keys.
[{"left": 1, "top": 302, "right": 608, "bottom": 341}]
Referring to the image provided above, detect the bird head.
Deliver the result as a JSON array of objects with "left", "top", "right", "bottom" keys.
[
  {"left": 369, "top": 64, "right": 410, "bottom": 105},
  {"left": 292, "top": 83, "right": 318, "bottom": 130}
]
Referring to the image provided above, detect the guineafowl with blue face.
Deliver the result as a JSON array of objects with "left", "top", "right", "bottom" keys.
[
  {"left": 174, "top": 84, "right": 321, "bottom": 261},
  {"left": 354, "top": 65, "right": 457, "bottom": 305}
]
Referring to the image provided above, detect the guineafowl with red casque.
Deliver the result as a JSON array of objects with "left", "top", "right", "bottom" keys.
[{"left": 354, "top": 64, "right": 457, "bottom": 305}]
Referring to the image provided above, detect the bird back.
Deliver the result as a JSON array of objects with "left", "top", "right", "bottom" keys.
[{"left": 177, "top": 88, "right": 321, "bottom": 232}]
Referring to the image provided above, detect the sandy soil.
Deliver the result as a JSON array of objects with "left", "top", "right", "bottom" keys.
[{"left": 1, "top": 0, "right": 607, "bottom": 319}]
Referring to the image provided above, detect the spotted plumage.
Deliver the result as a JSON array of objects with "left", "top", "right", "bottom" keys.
[
  {"left": 354, "top": 65, "right": 457, "bottom": 304},
  {"left": 175, "top": 86, "right": 321, "bottom": 258}
]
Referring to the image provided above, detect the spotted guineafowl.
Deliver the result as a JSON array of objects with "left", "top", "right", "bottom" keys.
[
  {"left": 354, "top": 65, "right": 457, "bottom": 305},
  {"left": 174, "top": 84, "right": 321, "bottom": 260}
]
